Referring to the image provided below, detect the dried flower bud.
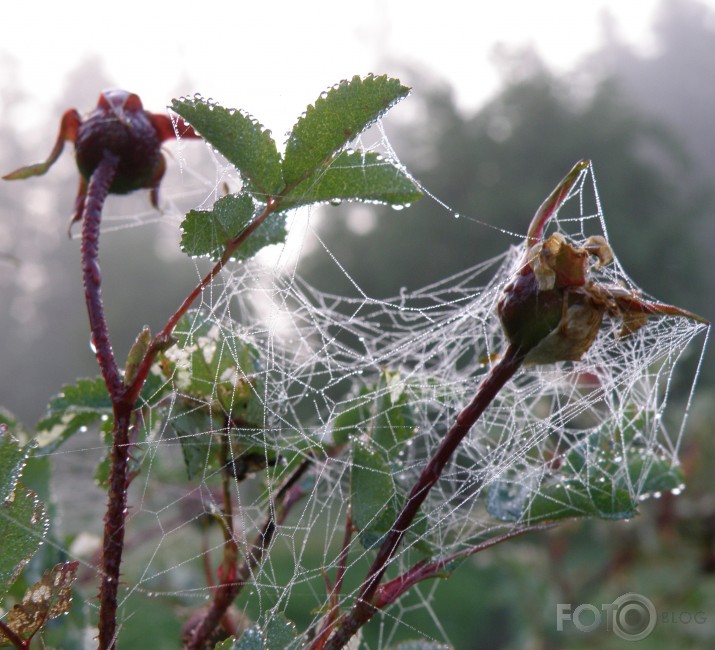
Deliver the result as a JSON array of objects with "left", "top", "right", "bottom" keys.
[{"left": 498, "top": 161, "right": 707, "bottom": 366}]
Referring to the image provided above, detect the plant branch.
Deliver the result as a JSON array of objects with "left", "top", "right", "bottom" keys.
[
  {"left": 124, "top": 199, "right": 280, "bottom": 405},
  {"left": 319, "top": 343, "right": 526, "bottom": 650},
  {"left": 185, "top": 451, "right": 314, "bottom": 649},
  {"left": 76, "top": 152, "right": 137, "bottom": 650},
  {"left": 81, "top": 153, "right": 123, "bottom": 400},
  {"left": 374, "top": 522, "right": 555, "bottom": 609},
  {"left": 0, "top": 619, "right": 28, "bottom": 650}
]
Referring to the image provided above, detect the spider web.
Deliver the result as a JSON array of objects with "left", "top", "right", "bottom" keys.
[{"left": 48, "top": 133, "right": 708, "bottom": 649}]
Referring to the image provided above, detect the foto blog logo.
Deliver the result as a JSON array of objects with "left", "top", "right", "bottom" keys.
[{"left": 556, "top": 593, "right": 657, "bottom": 641}]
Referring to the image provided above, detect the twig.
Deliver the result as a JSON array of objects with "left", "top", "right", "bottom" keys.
[
  {"left": 319, "top": 344, "right": 526, "bottom": 650},
  {"left": 185, "top": 453, "right": 314, "bottom": 649},
  {"left": 78, "top": 153, "right": 138, "bottom": 650}
]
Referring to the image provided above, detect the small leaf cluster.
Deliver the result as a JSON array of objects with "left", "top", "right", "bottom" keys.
[
  {"left": 171, "top": 75, "right": 422, "bottom": 262},
  {"left": 487, "top": 404, "right": 684, "bottom": 523},
  {"left": 333, "top": 369, "right": 430, "bottom": 551},
  {"left": 158, "top": 310, "right": 270, "bottom": 481}
]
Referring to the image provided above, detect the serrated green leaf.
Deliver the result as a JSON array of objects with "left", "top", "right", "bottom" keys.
[
  {"left": 34, "top": 377, "right": 111, "bottom": 451},
  {"left": 627, "top": 456, "right": 685, "bottom": 496},
  {"left": 263, "top": 613, "right": 298, "bottom": 650},
  {"left": 0, "top": 484, "right": 49, "bottom": 600},
  {"left": 351, "top": 439, "right": 399, "bottom": 548},
  {"left": 229, "top": 212, "right": 287, "bottom": 264},
  {"left": 181, "top": 193, "right": 255, "bottom": 259},
  {"left": 373, "top": 369, "right": 417, "bottom": 453},
  {"left": 181, "top": 194, "right": 287, "bottom": 262},
  {"left": 35, "top": 410, "right": 103, "bottom": 454},
  {"left": 332, "top": 389, "right": 373, "bottom": 446},
  {"left": 487, "top": 477, "right": 637, "bottom": 523},
  {"left": 44, "top": 378, "right": 113, "bottom": 414},
  {"left": 280, "top": 150, "right": 422, "bottom": 211},
  {"left": 214, "top": 613, "right": 298, "bottom": 650},
  {"left": 169, "top": 401, "right": 217, "bottom": 480},
  {"left": 0, "top": 430, "right": 32, "bottom": 503},
  {"left": 164, "top": 312, "right": 265, "bottom": 422},
  {"left": 283, "top": 75, "right": 410, "bottom": 188},
  {"left": 171, "top": 98, "right": 283, "bottom": 195}
]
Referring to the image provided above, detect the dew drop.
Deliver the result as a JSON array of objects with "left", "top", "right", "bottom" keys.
[
  {"left": 89, "top": 335, "right": 97, "bottom": 354},
  {"left": 391, "top": 204, "right": 405, "bottom": 211},
  {"left": 454, "top": 212, "right": 461, "bottom": 219}
]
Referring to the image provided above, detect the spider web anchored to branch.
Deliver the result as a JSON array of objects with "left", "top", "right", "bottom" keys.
[{"left": 51, "top": 141, "right": 707, "bottom": 647}]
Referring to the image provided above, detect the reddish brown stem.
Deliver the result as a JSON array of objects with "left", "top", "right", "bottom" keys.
[
  {"left": 374, "top": 522, "right": 554, "bottom": 609},
  {"left": 319, "top": 344, "right": 525, "bottom": 650},
  {"left": 312, "top": 511, "right": 355, "bottom": 650},
  {"left": 81, "top": 153, "right": 123, "bottom": 400},
  {"left": 124, "top": 199, "right": 279, "bottom": 405},
  {"left": 78, "top": 153, "right": 136, "bottom": 650},
  {"left": 98, "top": 405, "right": 133, "bottom": 650},
  {"left": 185, "top": 453, "right": 314, "bottom": 649},
  {"left": 0, "top": 619, "right": 29, "bottom": 650}
]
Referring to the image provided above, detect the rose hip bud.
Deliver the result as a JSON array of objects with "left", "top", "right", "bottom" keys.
[{"left": 497, "top": 160, "right": 707, "bottom": 366}]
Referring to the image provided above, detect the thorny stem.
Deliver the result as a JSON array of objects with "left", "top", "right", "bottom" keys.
[
  {"left": 80, "top": 156, "right": 281, "bottom": 647},
  {"left": 81, "top": 153, "right": 122, "bottom": 400},
  {"left": 185, "top": 454, "right": 314, "bottom": 649},
  {"left": 319, "top": 344, "right": 526, "bottom": 650},
  {"left": 78, "top": 153, "right": 136, "bottom": 650}
]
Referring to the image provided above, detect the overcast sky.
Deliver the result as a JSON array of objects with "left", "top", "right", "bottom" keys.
[{"left": 4, "top": 0, "right": 712, "bottom": 139}]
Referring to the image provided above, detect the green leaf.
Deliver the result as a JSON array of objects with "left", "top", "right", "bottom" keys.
[
  {"left": 163, "top": 312, "right": 265, "bottom": 423},
  {"left": 351, "top": 439, "right": 399, "bottom": 548},
  {"left": 168, "top": 401, "right": 217, "bottom": 480},
  {"left": 171, "top": 98, "right": 283, "bottom": 195},
  {"left": 181, "top": 193, "right": 255, "bottom": 259},
  {"left": 527, "top": 480, "right": 636, "bottom": 522},
  {"left": 229, "top": 212, "right": 287, "bottom": 263},
  {"left": 332, "top": 389, "right": 373, "bottom": 446},
  {"left": 0, "top": 433, "right": 50, "bottom": 600},
  {"left": 181, "top": 194, "right": 286, "bottom": 262},
  {"left": 0, "top": 429, "right": 32, "bottom": 502},
  {"left": 280, "top": 150, "right": 422, "bottom": 211},
  {"left": 283, "top": 75, "right": 410, "bottom": 188},
  {"left": 487, "top": 476, "right": 637, "bottom": 523},
  {"left": 0, "top": 485, "right": 49, "bottom": 600},
  {"left": 35, "top": 378, "right": 111, "bottom": 452},
  {"left": 263, "top": 613, "right": 298, "bottom": 650},
  {"left": 35, "top": 375, "right": 166, "bottom": 454},
  {"left": 372, "top": 369, "right": 417, "bottom": 454},
  {"left": 214, "top": 614, "right": 298, "bottom": 650}
]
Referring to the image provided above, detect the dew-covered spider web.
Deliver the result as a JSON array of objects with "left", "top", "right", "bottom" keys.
[{"left": 46, "top": 128, "right": 708, "bottom": 649}]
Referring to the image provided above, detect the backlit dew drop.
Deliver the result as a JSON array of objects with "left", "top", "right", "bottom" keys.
[{"left": 89, "top": 334, "right": 97, "bottom": 354}]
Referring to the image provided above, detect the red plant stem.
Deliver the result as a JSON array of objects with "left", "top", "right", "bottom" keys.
[
  {"left": 312, "top": 511, "right": 355, "bottom": 650},
  {"left": 320, "top": 344, "right": 525, "bottom": 650},
  {"left": 185, "top": 453, "right": 313, "bottom": 649},
  {"left": 374, "top": 522, "right": 554, "bottom": 609},
  {"left": 81, "top": 153, "right": 123, "bottom": 400},
  {"left": 98, "top": 404, "right": 133, "bottom": 650},
  {"left": 0, "top": 619, "right": 28, "bottom": 650},
  {"left": 79, "top": 153, "right": 136, "bottom": 650},
  {"left": 125, "top": 199, "right": 279, "bottom": 405}
]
